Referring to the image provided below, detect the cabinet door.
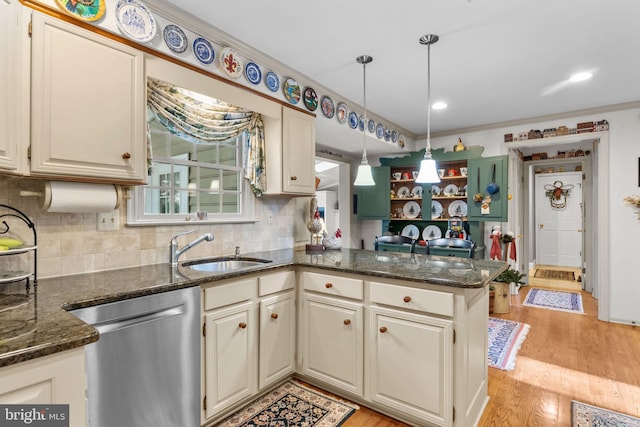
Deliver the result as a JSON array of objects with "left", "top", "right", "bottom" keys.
[
  {"left": 0, "top": 0, "right": 24, "bottom": 173},
  {"left": 467, "top": 155, "right": 508, "bottom": 221},
  {"left": 368, "top": 306, "right": 453, "bottom": 427},
  {"left": 0, "top": 349, "right": 86, "bottom": 426},
  {"left": 282, "top": 107, "right": 315, "bottom": 194},
  {"left": 301, "top": 293, "right": 363, "bottom": 396},
  {"left": 357, "top": 166, "right": 390, "bottom": 219},
  {"left": 259, "top": 291, "right": 295, "bottom": 389},
  {"left": 30, "top": 13, "right": 146, "bottom": 182},
  {"left": 204, "top": 301, "right": 257, "bottom": 419}
]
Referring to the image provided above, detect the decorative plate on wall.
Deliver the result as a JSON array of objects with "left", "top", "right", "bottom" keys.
[
  {"left": 431, "top": 200, "right": 443, "bottom": 219},
  {"left": 384, "top": 129, "right": 391, "bottom": 142},
  {"left": 264, "top": 71, "right": 279, "bottom": 92},
  {"left": 55, "top": 0, "right": 106, "bottom": 21},
  {"left": 244, "top": 62, "right": 262, "bottom": 85},
  {"left": 193, "top": 37, "right": 215, "bottom": 65},
  {"left": 401, "top": 224, "right": 420, "bottom": 239},
  {"left": 348, "top": 111, "right": 359, "bottom": 129},
  {"left": 303, "top": 87, "right": 318, "bottom": 111},
  {"left": 336, "top": 103, "right": 348, "bottom": 124},
  {"left": 423, "top": 225, "right": 442, "bottom": 240},
  {"left": 391, "top": 130, "right": 398, "bottom": 143},
  {"left": 398, "top": 134, "right": 406, "bottom": 148},
  {"left": 115, "top": 0, "right": 156, "bottom": 43},
  {"left": 403, "top": 201, "right": 421, "bottom": 219},
  {"left": 219, "top": 47, "right": 243, "bottom": 78},
  {"left": 358, "top": 116, "right": 365, "bottom": 132},
  {"left": 320, "top": 96, "right": 334, "bottom": 118},
  {"left": 368, "top": 119, "right": 376, "bottom": 133},
  {"left": 282, "top": 78, "right": 301, "bottom": 104},
  {"left": 163, "top": 24, "right": 188, "bottom": 53},
  {"left": 376, "top": 123, "right": 384, "bottom": 139}
]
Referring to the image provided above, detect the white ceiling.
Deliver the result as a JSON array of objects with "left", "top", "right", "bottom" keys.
[{"left": 161, "top": 0, "right": 639, "bottom": 156}]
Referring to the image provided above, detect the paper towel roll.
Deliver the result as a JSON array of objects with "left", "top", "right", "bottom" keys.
[{"left": 43, "top": 181, "right": 121, "bottom": 213}]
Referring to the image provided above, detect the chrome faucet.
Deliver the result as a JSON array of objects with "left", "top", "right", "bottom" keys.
[{"left": 170, "top": 230, "right": 214, "bottom": 266}]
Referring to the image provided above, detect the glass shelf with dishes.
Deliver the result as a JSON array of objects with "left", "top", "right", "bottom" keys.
[{"left": 389, "top": 166, "right": 424, "bottom": 220}]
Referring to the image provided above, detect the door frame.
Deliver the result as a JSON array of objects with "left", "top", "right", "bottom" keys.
[{"left": 512, "top": 131, "right": 610, "bottom": 321}]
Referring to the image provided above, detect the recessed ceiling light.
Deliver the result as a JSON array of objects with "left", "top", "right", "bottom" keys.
[
  {"left": 569, "top": 71, "right": 593, "bottom": 82},
  {"left": 432, "top": 102, "right": 448, "bottom": 110}
]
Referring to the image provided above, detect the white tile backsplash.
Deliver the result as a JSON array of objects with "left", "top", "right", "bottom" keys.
[{"left": 0, "top": 178, "right": 299, "bottom": 278}]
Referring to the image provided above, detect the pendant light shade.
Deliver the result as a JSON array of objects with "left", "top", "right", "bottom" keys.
[
  {"left": 353, "top": 55, "right": 375, "bottom": 186},
  {"left": 415, "top": 34, "right": 441, "bottom": 184}
]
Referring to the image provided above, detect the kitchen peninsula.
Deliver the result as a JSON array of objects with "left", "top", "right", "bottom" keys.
[{"left": 0, "top": 248, "right": 506, "bottom": 427}]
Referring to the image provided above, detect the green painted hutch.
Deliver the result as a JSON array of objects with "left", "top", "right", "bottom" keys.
[{"left": 357, "top": 146, "right": 508, "bottom": 258}]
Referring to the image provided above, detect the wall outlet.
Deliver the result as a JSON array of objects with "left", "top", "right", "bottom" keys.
[{"left": 97, "top": 211, "right": 119, "bottom": 231}]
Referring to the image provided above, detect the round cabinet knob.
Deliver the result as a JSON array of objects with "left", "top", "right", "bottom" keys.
[
  {"left": 122, "top": 152, "right": 131, "bottom": 160},
  {"left": 325, "top": 283, "right": 333, "bottom": 288},
  {"left": 271, "top": 313, "right": 278, "bottom": 320},
  {"left": 290, "top": 176, "right": 298, "bottom": 181},
  {"left": 238, "top": 322, "right": 247, "bottom": 329},
  {"left": 403, "top": 296, "right": 412, "bottom": 303},
  {"left": 379, "top": 326, "right": 388, "bottom": 333},
  {"left": 343, "top": 319, "right": 351, "bottom": 325}
]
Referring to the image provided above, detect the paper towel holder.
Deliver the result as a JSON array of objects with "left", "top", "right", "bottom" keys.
[{"left": 20, "top": 182, "right": 123, "bottom": 211}]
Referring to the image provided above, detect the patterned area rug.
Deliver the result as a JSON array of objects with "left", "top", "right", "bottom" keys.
[
  {"left": 217, "top": 380, "right": 358, "bottom": 427},
  {"left": 488, "top": 317, "right": 530, "bottom": 370},
  {"left": 534, "top": 268, "right": 576, "bottom": 281},
  {"left": 523, "top": 288, "right": 584, "bottom": 313},
  {"left": 572, "top": 401, "right": 640, "bottom": 427}
]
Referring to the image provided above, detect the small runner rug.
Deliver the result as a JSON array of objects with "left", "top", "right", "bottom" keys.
[
  {"left": 534, "top": 268, "right": 576, "bottom": 281},
  {"left": 217, "top": 380, "right": 358, "bottom": 427},
  {"left": 523, "top": 288, "right": 584, "bottom": 313},
  {"left": 488, "top": 317, "right": 530, "bottom": 370},
  {"left": 572, "top": 401, "right": 640, "bottom": 427}
]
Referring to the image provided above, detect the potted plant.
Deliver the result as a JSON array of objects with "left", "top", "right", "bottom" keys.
[{"left": 492, "top": 268, "right": 526, "bottom": 314}]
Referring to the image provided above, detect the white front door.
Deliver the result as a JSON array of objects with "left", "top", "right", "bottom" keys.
[{"left": 534, "top": 172, "right": 583, "bottom": 267}]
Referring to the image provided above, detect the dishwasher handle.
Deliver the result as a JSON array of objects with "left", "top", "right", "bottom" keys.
[{"left": 94, "top": 305, "right": 185, "bottom": 334}]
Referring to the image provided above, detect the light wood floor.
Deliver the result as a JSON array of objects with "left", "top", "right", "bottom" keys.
[{"left": 342, "top": 285, "right": 640, "bottom": 427}]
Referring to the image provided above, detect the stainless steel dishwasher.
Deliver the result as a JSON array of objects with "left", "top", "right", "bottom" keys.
[{"left": 71, "top": 286, "right": 200, "bottom": 427}]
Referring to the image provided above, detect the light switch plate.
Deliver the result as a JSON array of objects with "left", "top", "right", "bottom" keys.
[{"left": 97, "top": 211, "right": 119, "bottom": 231}]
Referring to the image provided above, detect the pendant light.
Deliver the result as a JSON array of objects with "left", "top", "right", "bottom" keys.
[
  {"left": 414, "top": 34, "right": 441, "bottom": 184},
  {"left": 353, "top": 55, "right": 375, "bottom": 186}
]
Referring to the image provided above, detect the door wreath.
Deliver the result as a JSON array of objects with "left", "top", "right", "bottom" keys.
[{"left": 544, "top": 180, "right": 573, "bottom": 210}]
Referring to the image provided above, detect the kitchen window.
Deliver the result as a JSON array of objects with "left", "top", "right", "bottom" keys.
[{"left": 127, "top": 78, "right": 261, "bottom": 225}]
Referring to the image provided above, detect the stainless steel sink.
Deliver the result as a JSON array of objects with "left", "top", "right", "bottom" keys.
[{"left": 182, "top": 257, "right": 272, "bottom": 272}]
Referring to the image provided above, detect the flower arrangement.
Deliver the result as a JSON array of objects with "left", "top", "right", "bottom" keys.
[{"left": 623, "top": 195, "right": 640, "bottom": 219}]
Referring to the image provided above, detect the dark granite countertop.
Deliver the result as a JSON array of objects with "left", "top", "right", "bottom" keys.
[{"left": 0, "top": 248, "right": 506, "bottom": 368}]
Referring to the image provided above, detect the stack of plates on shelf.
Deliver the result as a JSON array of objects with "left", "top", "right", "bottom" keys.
[
  {"left": 431, "top": 200, "right": 443, "bottom": 219},
  {"left": 422, "top": 225, "right": 442, "bottom": 240},
  {"left": 403, "top": 201, "right": 420, "bottom": 219},
  {"left": 448, "top": 200, "right": 468, "bottom": 217},
  {"left": 443, "top": 184, "right": 458, "bottom": 197},
  {"left": 401, "top": 225, "right": 420, "bottom": 239}
]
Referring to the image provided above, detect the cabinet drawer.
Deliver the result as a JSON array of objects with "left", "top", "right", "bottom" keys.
[
  {"left": 259, "top": 270, "right": 295, "bottom": 296},
  {"left": 369, "top": 281, "right": 453, "bottom": 317},
  {"left": 302, "top": 272, "right": 363, "bottom": 300},
  {"left": 203, "top": 278, "right": 257, "bottom": 311}
]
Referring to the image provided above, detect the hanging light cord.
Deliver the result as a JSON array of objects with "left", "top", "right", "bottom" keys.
[
  {"left": 426, "top": 40, "right": 432, "bottom": 159},
  {"left": 361, "top": 56, "right": 369, "bottom": 164}
]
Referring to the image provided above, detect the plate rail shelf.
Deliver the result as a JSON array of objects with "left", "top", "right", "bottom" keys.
[{"left": 0, "top": 204, "right": 38, "bottom": 291}]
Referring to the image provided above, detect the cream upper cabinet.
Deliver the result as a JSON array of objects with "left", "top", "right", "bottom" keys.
[
  {"left": 281, "top": 107, "right": 316, "bottom": 194},
  {"left": 30, "top": 13, "right": 146, "bottom": 183},
  {"left": 0, "top": 0, "right": 27, "bottom": 173}
]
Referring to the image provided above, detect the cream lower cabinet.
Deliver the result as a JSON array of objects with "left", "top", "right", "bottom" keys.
[
  {"left": 202, "top": 270, "right": 295, "bottom": 423},
  {"left": 0, "top": 348, "right": 87, "bottom": 427},
  {"left": 299, "top": 271, "right": 364, "bottom": 396},
  {"left": 29, "top": 12, "right": 146, "bottom": 182},
  {"left": 259, "top": 291, "right": 296, "bottom": 389},
  {"left": 368, "top": 306, "right": 453, "bottom": 427},
  {"left": 203, "top": 277, "right": 258, "bottom": 420}
]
